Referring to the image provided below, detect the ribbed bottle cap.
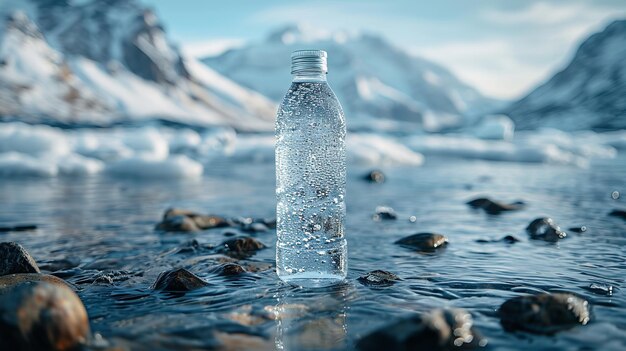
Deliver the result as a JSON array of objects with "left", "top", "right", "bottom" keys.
[{"left": 291, "top": 50, "right": 328, "bottom": 74}]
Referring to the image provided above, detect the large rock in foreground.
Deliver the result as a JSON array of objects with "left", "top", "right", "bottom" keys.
[
  {"left": 0, "top": 274, "right": 90, "bottom": 350},
  {"left": 498, "top": 293, "right": 590, "bottom": 334},
  {"left": 356, "top": 308, "right": 486, "bottom": 350},
  {"left": 0, "top": 242, "right": 40, "bottom": 276}
]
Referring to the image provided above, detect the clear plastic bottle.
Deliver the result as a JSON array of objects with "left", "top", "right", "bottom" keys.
[{"left": 275, "top": 50, "right": 347, "bottom": 287}]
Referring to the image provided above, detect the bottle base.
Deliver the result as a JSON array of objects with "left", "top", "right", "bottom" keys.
[{"left": 279, "top": 271, "right": 346, "bottom": 288}]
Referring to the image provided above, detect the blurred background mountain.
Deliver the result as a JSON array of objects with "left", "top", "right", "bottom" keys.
[{"left": 0, "top": 0, "right": 624, "bottom": 177}]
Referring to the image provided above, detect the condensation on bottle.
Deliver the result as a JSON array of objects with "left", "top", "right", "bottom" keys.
[{"left": 275, "top": 50, "right": 347, "bottom": 287}]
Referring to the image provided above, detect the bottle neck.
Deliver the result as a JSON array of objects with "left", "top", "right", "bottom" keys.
[{"left": 292, "top": 72, "right": 327, "bottom": 83}]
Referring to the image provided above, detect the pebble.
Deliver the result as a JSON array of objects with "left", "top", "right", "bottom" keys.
[
  {"left": 568, "top": 225, "right": 587, "bottom": 233},
  {"left": 476, "top": 235, "right": 521, "bottom": 244},
  {"left": 608, "top": 209, "right": 626, "bottom": 220},
  {"left": 498, "top": 293, "right": 590, "bottom": 334},
  {"left": 217, "top": 237, "right": 266, "bottom": 259},
  {"left": 373, "top": 206, "right": 398, "bottom": 221},
  {"left": 0, "top": 224, "right": 37, "bottom": 232},
  {"left": 358, "top": 270, "right": 401, "bottom": 287},
  {"left": 156, "top": 208, "right": 230, "bottom": 232},
  {"left": 467, "top": 197, "right": 525, "bottom": 215},
  {"left": 0, "top": 242, "right": 40, "bottom": 276},
  {"left": 0, "top": 273, "right": 90, "bottom": 350},
  {"left": 526, "top": 217, "right": 567, "bottom": 242},
  {"left": 363, "top": 170, "right": 385, "bottom": 183},
  {"left": 356, "top": 308, "right": 486, "bottom": 351},
  {"left": 395, "top": 233, "right": 448, "bottom": 251},
  {"left": 151, "top": 268, "right": 209, "bottom": 292}
]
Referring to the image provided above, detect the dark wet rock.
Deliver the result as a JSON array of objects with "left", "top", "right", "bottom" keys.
[
  {"left": 0, "top": 224, "right": 37, "bottom": 232},
  {"left": 373, "top": 206, "right": 398, "bottom": 220},
  {"left": 363, "top": 170, "right": 385, "bottom": 183},
  {"left": 476, "top": 235, "right": 521, "bottom": 244},
  {"left": 176, "top": 239, "right": 213, "bottom": 254},
  {"left": 395, "top": 233, "right": 448, "bottom": 251},
  {"left": 569, "top": 225, "right": 587, "bottom": 233},
  {"left": 223, "top": 231, "right": 237, "bottom": 237},
  {"left": 584, "top": 283, "right": 615, "bottom": 296},
  {"left": 0, "top": 274, "right": 90, "bottom": 350},
  {"left": 39, "top": 258, "right": 81, "bottom": 272},
  {"left": 356, "top": 308, "right": 486, "bottom": 351},
  {"left": 155, "top": 214, "right": 200, "bottom": 232},
  {"left": 358, "top": 270, "right": 401, "bottom": 287},
  {"left": 156, "top": 208, "right": 230, "bottom": 232},
  {"left": 608, "top": 209, "right": 626, "bottom": 220},
  {"left": 151, "top": 268, "right": 209, "bottom": 292},
  {"left": 209, "top": 263, "right": 247, "bottom": 276},
  {"left": 217, "top": 237, "right": 266, "bottom": 259},
  {"left": 526, "top": 217, "right": 567, "bottom": 242},
  {"left": 466, "top": 197, "right": 525, "bottom": 215},
  {"left": 498, "top": 293, "right": 590, "bottom": 334},
  {"left": 0, "top": 242, "right": 40, "bottom": 276}
]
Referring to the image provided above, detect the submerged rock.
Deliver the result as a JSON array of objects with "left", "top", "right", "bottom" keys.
[
  {"left": 476, "top": 235, "right": 521, "bottom": 244},
  {"left": 356, "top": 308, "right": 486, "bottom": 351},
  {"left": 363, "top": 170, "right": 385, "bottom": 183},
  {"left": 608, "top": 209, "right": 626, "bottom": 220},
  {"left": 467, "top": 197, "right": 525, "bottom": 215},
  {"left": 151, "top": 268, "right": 209, "bottom": 292},
  {"left": 0, "top": 274, "right": 90, "bottom": 350},
  {"left": 0, "top": 242, "right": 40, "bottom": 276},
  {"left": 498, "top": 293, "right": 590, "bottom": 334},
  {"left": 358, "top": 270, "right": 401, "bottom": 287},
  {"left": 0, "top": 224, "right": 37, "bottom": 232},
  {"left": 526, "top": 217, "right": 567, "bottom": 242},
  {"left": 568, "top": 225, "right": 587, "bottom": 233},
  {"left": 217, "top": 237, "right": 266, "bottom": 259},
  {"left": 373, "top": 206, "right": 398, "bottom": 220},
  {"left": 209, "top": 263, "right": 247, "bottom": 276},
  {"left": 395, "top": 233, "right": 448, "bottom": 251}
]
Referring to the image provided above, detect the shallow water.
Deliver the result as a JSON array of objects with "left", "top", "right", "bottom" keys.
[{"left": 1, "top": 156, "right": 625, "bottom": 350}]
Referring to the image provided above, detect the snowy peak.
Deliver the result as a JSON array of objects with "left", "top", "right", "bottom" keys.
[
  {"left": 0, "top": 0, "right": 276, "bottom": 130},
  {"left": 506, "top": 19, "right": 626, "bottom": 131},
  {"left": 204, "top": 23, "right": 502, "bottom": 131}
]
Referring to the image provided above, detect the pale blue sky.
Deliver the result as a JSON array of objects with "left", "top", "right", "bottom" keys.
[{"left": 142, "top": 0, "right": 626, "bottom": 99}]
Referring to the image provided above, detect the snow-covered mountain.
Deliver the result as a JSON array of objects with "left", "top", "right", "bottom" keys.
[
  {"left": 0, "top": 0, "right": 276, "bottom": 131},
  {"left": 203, "top": 24, "right": 503, "bottom": 132},
  {"left": 506, "top": 19, "right": 626, "bottom": 131}
]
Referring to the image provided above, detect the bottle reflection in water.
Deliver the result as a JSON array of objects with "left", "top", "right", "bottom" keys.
[{"left": 275, "top": 50, "right": 347, "bottom": 287}]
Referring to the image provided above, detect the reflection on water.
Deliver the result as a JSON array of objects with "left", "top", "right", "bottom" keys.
[{"left": 274, "top": 283, "right": 352, "bottom": 350}]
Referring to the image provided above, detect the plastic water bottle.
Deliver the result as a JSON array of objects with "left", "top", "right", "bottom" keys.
[{"left": 275, "top": 50, "right": 347, "bottom": 287}]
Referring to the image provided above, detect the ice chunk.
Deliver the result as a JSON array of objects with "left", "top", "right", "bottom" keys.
[
  {"left": 471, "top": 115, "right": 515, "bottom": 141},
  {"left": 0, "top": 152, "right": 58, "bottom": 177}
]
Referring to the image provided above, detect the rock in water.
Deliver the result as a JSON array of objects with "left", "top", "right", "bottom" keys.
[
  {"left": 358, "top": 270, "right": 401, "bottom": 287},
  {"left": 208, "top": 263, "right": 247, "bottom": 276},
  {"left": 395, "top": 233, "right": 448, "bottom": 251},
  {"left": 466, "top": 197, "right": 524, "bottom": 215},
  {"left": 356, "top": 308, "right": 486, "bottom": 351},
  {"left": 156, "top": 208, "right": 230, "bottom": 232},
  {"left": 373, "top": 206, "right": 397, "bottom": 220},
  {"left": 0, "top": 274, "right": 90, "bottom": 350},
  {"left": 568, "top": 225, "right": 587, "bottom": 233},
  {"left": 217, "top": 237, "right": 266, "bottom": 259},
  {"left": 151, "top": 268, "right": 209, "bottom": 292},
  {"left": 363, "top": 170, "right": 385, "bottom": 183},
  {"left": 608, "top": 209, "right": 626, "bottom": 220},
  {"left": 584, "top": 283, "right": 615, "bottom": 296},
  {"left": 0, "top": 242, "right": 40, "bottom": 276},
  {"left": 526, "top": 218, "right": 567, "bottom": 242},
  {"left": 0, "top": 225, "right": 37, "bottom": 232},
  {"left": 498, "top": 293, "right": 590, "bottom": 334}
]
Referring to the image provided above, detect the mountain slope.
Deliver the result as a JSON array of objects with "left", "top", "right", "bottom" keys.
[
  {"left": 506, "top": 19, "right": 626, "bottom": 131},
  {"left": 0, "top": 0, "right": 275, "bottom": 131},
  {"left": 203, "top": 24, "right": 502, "bottom": 132}
]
